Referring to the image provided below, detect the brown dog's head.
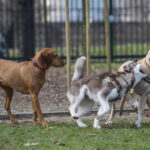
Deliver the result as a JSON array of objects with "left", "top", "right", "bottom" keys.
[{"left": 34, "top": 48, "right": 65, "bottom": 69}]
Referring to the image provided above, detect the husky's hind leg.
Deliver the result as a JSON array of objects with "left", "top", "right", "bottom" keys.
[
  {"left": 76, "top": 99, "right": 94, "bottom": 127},
  {"left": 69, "top": 85, "right": 87, "bottom": 119}
]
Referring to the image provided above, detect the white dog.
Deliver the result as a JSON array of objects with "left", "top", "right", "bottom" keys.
[
  {"left": 107, "top": 51, "right": 150, "bottom": 127},
  {"left": 67, "top": 57, "right": 147, "bottom": 129}
]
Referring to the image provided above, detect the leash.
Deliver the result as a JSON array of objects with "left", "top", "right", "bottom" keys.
[
  {"left": 120, "top": 75, "right": 129, "bottom": 87},
  {"left": 120, "top": 74, "right": 135, "bottom": 90}
]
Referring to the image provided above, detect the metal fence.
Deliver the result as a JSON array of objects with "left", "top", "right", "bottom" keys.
[{"left": 0, "top": 0, "right": 150, "bottom": 62}]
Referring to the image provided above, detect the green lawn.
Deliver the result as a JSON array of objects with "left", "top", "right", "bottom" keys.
[
  {"left": 0, "top": 120, "right": 150, "bottom": 150},
  {"left": 54, "top": 43, "right": 149, "bottom": 57},
  {"left": 8, "top": 43, "right": 150, "bottom": 58}
]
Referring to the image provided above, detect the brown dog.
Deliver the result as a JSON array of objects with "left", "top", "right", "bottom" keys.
[{"left": 0, "top": 48, "right": 65, "bottom": 127}]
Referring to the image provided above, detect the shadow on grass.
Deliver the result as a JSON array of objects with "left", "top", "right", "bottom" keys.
[
  {"left": 102, "top": 121, "right": 150, "bottom": 129},
  {"left": 75, "top": 119, "right": 150, "bottom": 129}
]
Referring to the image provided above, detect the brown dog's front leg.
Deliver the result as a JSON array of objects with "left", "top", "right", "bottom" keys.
[
  {"left": 30, "top": 92, "right": 49, "bottom": 127},
  {"left": 31, "top": 101, "right": 38, "bottom": 126}
]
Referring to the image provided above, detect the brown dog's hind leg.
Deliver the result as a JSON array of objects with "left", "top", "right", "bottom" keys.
[
  {"left": 119, "top": 95, "right": 127, "bottom": 116},
  {"left": 1, "top": 85, "right": 19, "bottom": 124},
  {"left": 30, "top": 91, "right": 49, "bottom": 128}
]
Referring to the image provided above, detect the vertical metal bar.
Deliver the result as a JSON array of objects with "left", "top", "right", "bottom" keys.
[
  {"left": 82, "top": 0, "right": 86, "bottom": 56},
  {"left": 76, "top": 0, "right": 79, "bottom": 57},
  {"left": 21, "top": 0, "right": 35, "bottom": 58},
  {"left": 85, "top": 0, "right": 90, "bottom": 75},
  {"left": 44, "top": 0, "right": 48, "bottom": 47},
  {"left": 60, "top": 0, "right": 63, "bottom": 56},
  {"left": 104, "top": 0, "right": 111, "bottom": 73},
  {"left": 14, "top": 0, "right": 18, "bottom": 57},
  {"left": 65, "top": 0, "right": 71, "bottom": 90},
  {"left": 38, "top": 0, "right": 42, "bottom": 50},
  {"left": 109, "top": 0, "right": 113, "bottom": 62}
]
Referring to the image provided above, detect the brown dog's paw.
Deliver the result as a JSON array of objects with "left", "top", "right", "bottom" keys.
[
  {"left": 11, "top": 118, "right": 19, "bottom": 124},
  {"left": 42, "top": 121, "right": 49, "bottom": 128},
  {"left": 32, "top": 121, "right": 40, "bottom": 126}
]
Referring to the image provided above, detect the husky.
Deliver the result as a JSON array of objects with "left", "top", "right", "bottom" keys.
[{"left": 67, "top": 57, "right": 147, "bottom": 129}]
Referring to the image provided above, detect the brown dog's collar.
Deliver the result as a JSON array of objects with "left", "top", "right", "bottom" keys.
[{"left": 32, "top": 59, "right": 46, "bottom": 72}]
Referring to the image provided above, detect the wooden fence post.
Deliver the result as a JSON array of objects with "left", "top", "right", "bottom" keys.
[
  {"left": 85, "top": 0, "right": 91, "bottom": 75},
  {"left": 104, "top": 0, "right": 111, "bottom": 73},
  {"left": 65, "top": 0, "right": 71, "bottom": 90}
]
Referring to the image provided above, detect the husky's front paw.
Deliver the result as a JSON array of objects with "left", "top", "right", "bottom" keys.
[
  {"left": 135, "top": 115, "right": 142, "bottom": 128},
  {"left": 135, "top": 120, "right": 141, "bottom": 128},
  {"left": 93, "top": 119, "right": 101, "bottom": 129},
  {"left": 69, "top": 107, "right": 79, "bottom": 119}
]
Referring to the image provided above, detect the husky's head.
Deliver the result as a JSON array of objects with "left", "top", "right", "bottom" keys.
[{"left": 124, "top": 64, "right": 147, "bottom": 88}]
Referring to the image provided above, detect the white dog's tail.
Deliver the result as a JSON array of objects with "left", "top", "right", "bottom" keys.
[{"left": 72, "top": 56, "right": 86, "bottom": 82}]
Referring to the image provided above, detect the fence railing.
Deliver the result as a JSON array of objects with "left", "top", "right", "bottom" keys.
[{"left": 0, "top": 0, "right": 149, "bottom": 62}]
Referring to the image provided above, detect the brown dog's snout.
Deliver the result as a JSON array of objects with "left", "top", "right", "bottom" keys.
[
  {"left": 59, "top": 58, "right": 65, "bottom": 66},
  {"left": 53, "top": 57, "right": 65, "bottom": 67}
]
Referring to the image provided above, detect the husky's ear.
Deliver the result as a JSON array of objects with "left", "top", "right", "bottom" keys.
[
  {"left": 123, "top": 65, "right": 130, "bottom": 73},
  {"left": 128, "top": 60, "right": 137, "bottom": 67}
]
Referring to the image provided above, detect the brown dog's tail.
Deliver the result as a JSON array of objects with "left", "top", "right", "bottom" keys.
[{"left": 72, "top": 56, "right": 86, "bottom": 82}]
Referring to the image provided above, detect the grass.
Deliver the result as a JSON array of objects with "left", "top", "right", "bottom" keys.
[
  {"left": 53, "top": 43, "right": 149, "bottom": 57},
  {"left": 8, "top": 43, "right": 150, "bottom": 58},
  {"left": 0, "top": 120, "right": 150, "bottom": 150}
]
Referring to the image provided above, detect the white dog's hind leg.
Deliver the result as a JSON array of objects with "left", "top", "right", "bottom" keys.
[
  {"left": 76, "top": 99, "right": 94, "bottom": 127},
  {"left": 93, "top": 93, "right": 110, "bottom": 129},
  {"left": 69, "top": 85, "right": 87, "bottom": 118},
  {"left": 136, "top": 95, "right": 147, "bottom": 128}
]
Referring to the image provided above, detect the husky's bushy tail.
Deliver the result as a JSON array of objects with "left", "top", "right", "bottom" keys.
[{"left": 72, "top": 56, "right": 86, "bottom": 82}]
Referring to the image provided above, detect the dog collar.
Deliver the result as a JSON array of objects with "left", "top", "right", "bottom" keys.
[
  {"left": 32, "top": 59, "right": 46, "bottom": 72},
  {"left": 112, "top": 81, "right": 121, "bottom": 93},
  {"left": 120, "top": 74, "right": 134, "bottom": 90},
  {"left": 120, "top": 75, "right": 129, "bottom": 87}
]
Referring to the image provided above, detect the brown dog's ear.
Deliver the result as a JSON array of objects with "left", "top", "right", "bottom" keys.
[{"left": 38, "top": 52, "right": 49, "bottom": 69}]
